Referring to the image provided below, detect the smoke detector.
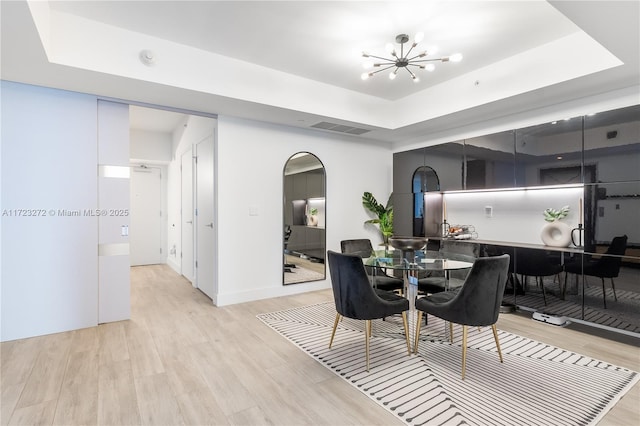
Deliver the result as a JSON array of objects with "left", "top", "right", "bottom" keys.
[{"left": 139, "top": 50, "right": 156, "bottom": 66}]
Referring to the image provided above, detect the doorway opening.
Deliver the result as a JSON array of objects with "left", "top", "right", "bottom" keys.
[{"left": 128, "top": 104, "right": 217, "bottom": 300}]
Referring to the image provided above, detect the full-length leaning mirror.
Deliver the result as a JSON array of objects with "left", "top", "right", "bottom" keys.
[{"left": 283, "top": 152, "right": 326, "bottom": 284}]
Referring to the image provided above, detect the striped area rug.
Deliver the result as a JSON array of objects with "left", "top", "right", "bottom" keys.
[{"left": 257, "top": 302, "right": 638, "bottom": 426}]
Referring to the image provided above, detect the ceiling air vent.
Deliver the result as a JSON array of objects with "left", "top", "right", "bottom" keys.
[{"left": 310, "top": 121, "right": 371, "bottom": 135}]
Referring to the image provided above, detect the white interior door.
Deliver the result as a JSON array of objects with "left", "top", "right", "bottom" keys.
[
  {"left": 181, "top": 149, "right": 195, "bottom": 283},
  {"left": 130, "top": 166, "right": 163, "bottom": 265},
  {"left": 195, "top": 135, "right": 216, "bottom": 299}
]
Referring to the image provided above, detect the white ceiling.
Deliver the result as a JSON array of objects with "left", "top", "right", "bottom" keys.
[{"left": 1, "top": 1, "right": 638, "bottom": 144}]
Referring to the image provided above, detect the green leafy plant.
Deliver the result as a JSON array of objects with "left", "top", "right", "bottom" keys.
[
  {"left": 362, "top": 192, "right": 393, "bottom": 245},
  {"left": 543, "top": 205, "right": 570, "bottom": 222},
  {"left": 309, "top": 207, "right": 318, "bottom": 215}
]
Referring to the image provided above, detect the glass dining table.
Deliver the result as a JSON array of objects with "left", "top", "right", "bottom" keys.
[
  {"left": 364, "top": 249, "right": 475, "bottom": 310},
  {"left": 364, "top": 248, "right": 475, "bottom": 345}
]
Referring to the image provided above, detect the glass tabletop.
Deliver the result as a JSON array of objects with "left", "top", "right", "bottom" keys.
[{"left": 364, "top": 249, "right": 474, "bottom": 271}]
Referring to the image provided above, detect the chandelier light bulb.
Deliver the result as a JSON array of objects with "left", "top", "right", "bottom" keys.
[
  {"left": 385, "top": 42, "right": 396, "bottom": 56},
  {"left": 389, "top": 69, "right": 398, "bottom": 80},
  {"left": 362, "top": 61, "right": 374, "bottom": 69},
  {"left": 362, "top": 51, "right": 370, "bottom": 58},
  {"left": 450, "top": 53, "right": 463, "bottom": 62},
  {"left": 361, "top": 72, "right": 372, "bottom": 80},
  {"left": 425, "top": 64, "right": 435, "bottom": 71}
]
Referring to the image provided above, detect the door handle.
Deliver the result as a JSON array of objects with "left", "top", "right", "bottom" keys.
[
  {"left": 186, "top": 220, "right": 193, "bottom": 224},
  {"left": 205, "top": 223, "right": 213, "bottom": 228}
]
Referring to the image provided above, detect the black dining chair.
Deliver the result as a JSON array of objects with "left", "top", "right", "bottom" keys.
[
  {"left": 327, "top": 250, "right": 411, "bottom": 372},
  {"left": 513, "top": 247, "right": 563, "bottom": 305},
  {"left": 340, "top": 239, "right": 404, "bottom": 295},
  {"left": 564, "top": 235, "right": 627, "bottom": 309},
  {"left": 414, "top": 254, "right": 510, "bottom": 379}
]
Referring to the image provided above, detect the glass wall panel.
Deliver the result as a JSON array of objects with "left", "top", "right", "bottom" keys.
[
  {"left": 464, "top": 130, "right": 515, "bottom": 189},
  {"left": 515, "top": 116, "right": 583, "bottom": 187},
  {"left": 423, "top": 141, "right": 464, "bottom": 191},
  {"left": 584, "top": 104, "right": 640, "bottom": 183},
  {"left": 392, "top": 105, "right": 640, "bottom": 335}
]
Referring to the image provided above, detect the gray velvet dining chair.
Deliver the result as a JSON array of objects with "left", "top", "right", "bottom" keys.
[
  {"left": 327, "top": 250, "right": 411, "bottom": 371},
  {"left": 414, "top": 254, "right": 510, "bottom": 379}
]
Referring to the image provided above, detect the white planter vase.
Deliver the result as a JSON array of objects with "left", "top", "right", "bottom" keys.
[
  {"left": 308, "top": 215, "right": 318, "bottom": 226},
  {"left": 540, "top": 220, "right": 571, "bottom": 247}
]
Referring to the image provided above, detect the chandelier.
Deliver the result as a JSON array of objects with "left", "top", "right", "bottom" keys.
[{"left": 361, "top": 33, "right": 462, "bottom": 82}]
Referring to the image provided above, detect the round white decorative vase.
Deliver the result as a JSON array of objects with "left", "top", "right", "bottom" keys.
[
  {"left": 540, "top": 220, "right": 572, "bottom": 247},
  {"left": 308, "top": 215, "right": 318, "bottom": 226}
]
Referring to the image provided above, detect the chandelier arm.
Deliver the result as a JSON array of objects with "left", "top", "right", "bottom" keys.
[
  {"left": 404, "top": 44, "right": 417, "bottom": 59},
  {"left": 366, "top": 54, "right": 395, "bottom": 62},
  {"left": 373, "top": 61, "right": 398, "bottom": 67},
  {"left": 370, "top": 64, "right": 398, "bottom": 76},
  {"left": 406, "top": 53, "right": 429, "bottom": 61},
  {"left": 405, "top": 68, "right": 417, "bottom": 79},
  {"left": 409, "top": 58, "right": 447, "bottom": 63}
]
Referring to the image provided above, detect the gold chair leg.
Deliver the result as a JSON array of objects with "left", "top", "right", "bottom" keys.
[
  {"left": 461, "top": 325, "right": 468, "bottom": 380},
  {"left": 365, "top": 320, "right": 371, "bottom": 371},
  {"left": 401, "top": 311, "right": 411, "bottom": 355},
  {"left": 492, "top": 324, "right": 504, "bottom": 363},
  {"left": 414, "top": 311, "right": 423, "bottom": 353},
  {"left": 329, "top": 313, "right": 340, "bottom": 348},
  {"left": 449, "top": 322, "right": 454, "bottom": 343}
]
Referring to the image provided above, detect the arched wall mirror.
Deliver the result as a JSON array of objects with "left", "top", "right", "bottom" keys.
[
  {"left": 412, "top": 166, "right": 440, "bottom": 237},
  {"left": 283, "top": 152, "right": 326, "bottom": 284}
]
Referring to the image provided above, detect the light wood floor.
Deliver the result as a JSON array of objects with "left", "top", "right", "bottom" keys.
[
  {"left": 284, "top": 254, "right": 326, "bottom": 275},
  {"left": 1, "top": 264, "right": 638, "bottom": 425}
]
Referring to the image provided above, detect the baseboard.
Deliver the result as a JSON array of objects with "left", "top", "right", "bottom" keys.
[
  {"left": 215, "top": 279, "right": 330, "bottom": 306},
  {"left": 166, "top": 257, "right": 180, "bottom": 275}
]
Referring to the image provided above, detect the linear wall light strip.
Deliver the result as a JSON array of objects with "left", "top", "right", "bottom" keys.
[{"left": 443, "top": 183, "right": 584, "bottom": 194}]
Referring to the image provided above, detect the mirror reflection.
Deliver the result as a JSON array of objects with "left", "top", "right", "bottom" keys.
[
  {"left": 464, "top": 130, "right": 515, "bottom": 189},
  {"left": 283, "top": 152, "right": 326, "bottom": 284},
  {"left": 391, "top": 103, "right": 640, "bottom": 335},
  {"left": 412, "top": 166, "right": 440, "bottom": 237},
  {"left": 515, "top": 116, "right": 583, "bottom": 187}
]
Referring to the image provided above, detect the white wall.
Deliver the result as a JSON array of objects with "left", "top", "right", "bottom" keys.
[
  {"left": 130, "top": 128, "right": 172, "bottom": 163},
  {"left": 214, "top": 116, "right": 392, "bottom": 305},
  {"left": 1, "top": 81, "right": 99, "bottom": 341}
]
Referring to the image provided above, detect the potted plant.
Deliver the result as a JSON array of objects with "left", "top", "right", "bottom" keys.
[
  {"left": 541, "top": 205, "right": 572, "bottom": 247},
  {"left": 543, "top": 205, "right": 570, "bottom": 222},
  {"left": 308, "top": 207, "right": 318, "bottom": 226},
  {"left": 362, "top": 192, "right": 393, "bottom": 249}
]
